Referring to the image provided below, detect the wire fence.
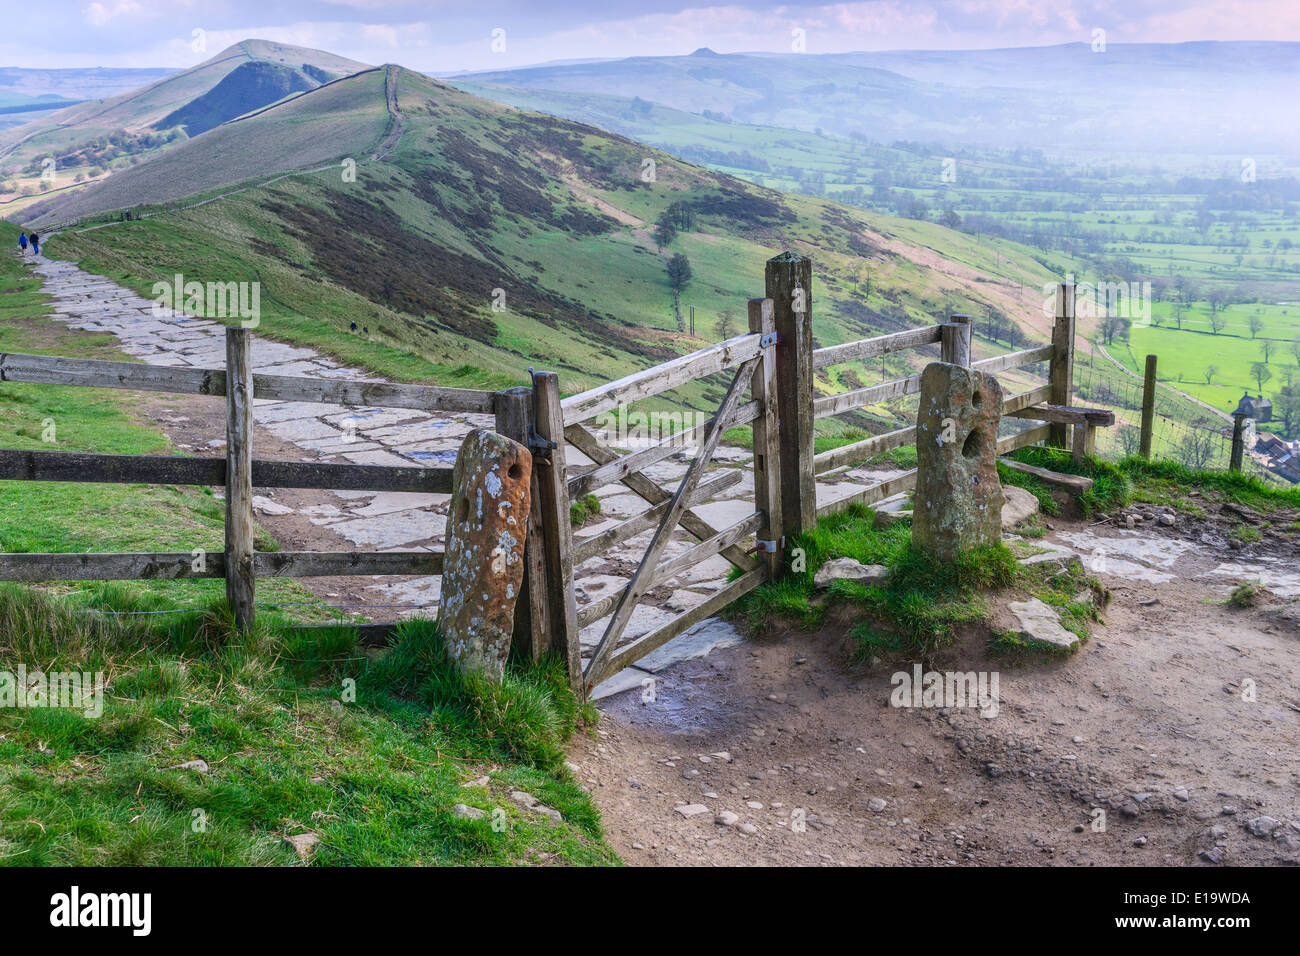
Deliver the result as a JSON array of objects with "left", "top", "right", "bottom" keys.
[{"left": 1071, "top": 359, "right": 1286, "bottom": 485}]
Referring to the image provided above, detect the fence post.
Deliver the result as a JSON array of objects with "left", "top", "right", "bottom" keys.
[
  {"left": 531, "top": 371, "right": 583, "bottom": 695},
  {"left": 1230, "top": 412, "right": 1247, "bottom": 473},
  {"left": 495, "top": 387, "right": 550, "bottom": 661},
  {"left": 224, "top": 327, "right": 256, "bottom": 631},
  {"left": 1048, "top": 283, "right": 1076, "bottom": 449},
  {"left": 766, "top": 251, "right": 815, "bottom": 537},
  {"left": 748, "top": 297, "right": 784, "bottom": 581},
  {"left": 942, "top": 313, "right": 972, "bottom": 367},
  {"left": 1139, "top": 353, "right": 1158, "bottom": 459}
]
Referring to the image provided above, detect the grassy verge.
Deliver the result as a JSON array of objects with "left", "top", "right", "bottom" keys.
[
  {"left": 735, "top": 505, "right": 1103, "bottom": 660},
  {"left": 0, "top": 587, "right": 612, "bottom": 866}
]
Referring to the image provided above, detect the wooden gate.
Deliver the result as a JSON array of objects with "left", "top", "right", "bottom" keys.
[{"left": 547, "top": 298, "right": 785, "bottom": 695}]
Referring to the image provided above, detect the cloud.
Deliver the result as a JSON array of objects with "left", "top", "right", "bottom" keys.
[{"left": 82, "top": 0, "right": 142, "bottom": 27}]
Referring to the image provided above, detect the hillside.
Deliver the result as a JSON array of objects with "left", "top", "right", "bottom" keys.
[
  {"left": 25, "top": 65, "right": 1062, "bottom": 425},
  {"left": 0, "top": 40, "right": 368, "bottom": 211}
]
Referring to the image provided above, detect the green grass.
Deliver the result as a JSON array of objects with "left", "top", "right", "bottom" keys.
[
  {"left": 0, "top": 586, "right": 614, "bottom": 866},
  {"left": 1004, "top": 446, "right": 1132, "bottom": 517},
  {"left": 569, "top": 493, "right": 602, "bottom": 528},
  {"left": 1117, "top": 456, "right": 1300, "bottom": 512}
]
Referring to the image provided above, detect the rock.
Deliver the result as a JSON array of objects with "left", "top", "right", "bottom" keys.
[
  {"left": 739, "top": 823, "right": 758, "bottom": 835},
  {"left": 715, "top": 811, "right": 740, "bottom": 827},
  {"left": 166, "top": 759, "right": 209, "bottom": 773},
  {"left": 1006, "top": 597, "right": 1080, "bottom": 650},
  {"left": 813, "top": 557, "right": 890, "bottom": 589},
  {"left": 283, "top": 832, "right": 320, "bottom": 862},
  {"left": 452, "top": 803, "right": 486, "bottom": 820},
  {"left": 1173, "top": 787, "right": 1189, "bottom": 802},
  {"left": 1198, "top": 848, "right": 1223, "bottom": 864},
  {"left": 1246, "top": 815, "right": 1280, "bottom": 838},
  {"left": 461, "top": 776, "right": 490, "bottom": 788},
  {"left": 873, "top": 509, "right": 912, "bottom": 529},
  {"left": 440, "top": 429, "right": 532, "bottom": 682},
  {"left": 1125, "top": 515, "right": 1137, "bottom": 529},
  {"left": 867, "top": 797, "right": 888, "bottom": 812},
  {"left": 509, "top": 790, "right": 563, "bottom": 824},
  {"left": 1158, "top": 513, "right": 1176, "bottom": 527},
  {"left": 913, "top": 362, "right": 1005, "bottom": 560},
  {"left": 675, "top": 803, "right": 711, "bottom": 818},
  {"left": 1001, "top": 485, "right": 1040, "bottom": 529}
]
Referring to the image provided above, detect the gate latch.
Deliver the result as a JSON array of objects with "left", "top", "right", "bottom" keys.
[
  {"left": 748, "top": 536, "right": 785, "bottom": 555},
  {"left": 527, "top": 367, "right": 558, "bottom": 459},
  {"left": 759, "top": 331, "right": 780, "bottom": 349}
]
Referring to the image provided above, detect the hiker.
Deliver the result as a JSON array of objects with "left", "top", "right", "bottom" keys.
[
  {"left": 18, "top": 233, "right": 27, "bottom": 253},
  {"left": 28, "top": 232, "right": 39, "bottom": 256}
]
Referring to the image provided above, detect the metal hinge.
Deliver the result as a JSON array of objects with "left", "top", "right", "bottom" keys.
[
  {"left": 760, "top": 331, "right": 780, "bottom": 349},
  {"left": 526, "top": 367, "right": 558, "bottom": 458},
  {"left": 748, "top": 536, "right": 785, "bottom": 555}
]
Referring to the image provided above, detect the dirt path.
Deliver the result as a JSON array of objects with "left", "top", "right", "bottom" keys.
[{"left": 570, "top": 515, "right": 1300, "bottom": 866}]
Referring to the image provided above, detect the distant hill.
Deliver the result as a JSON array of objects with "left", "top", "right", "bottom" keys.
[
  {"left": 160, "top": 61, "right": 321, "bottom": 137},
  {"left": 37, "top": 63, "right": 1062, "bottom": 411},
  {"left": 454, "top": 41, "right": 1300, "bottom": 155},
  {"left": 0, "top": 66, "right": 176, "bottom": 102},
  {"left": 0, "top": 40, "right": 369, "bottom": 177}
]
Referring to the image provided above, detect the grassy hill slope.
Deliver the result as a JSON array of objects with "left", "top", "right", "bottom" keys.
[
  {"left": 29, "top": 66, "right": 1061, "bottom": 432},
  {"left": 0, "top": 40, "right": 369, "bottom": 198}
]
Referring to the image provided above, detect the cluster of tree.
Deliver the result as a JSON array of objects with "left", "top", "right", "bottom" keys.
[
  {"left": 653, "top": 200, "right": 696, "bottom": 249},
  {"left": 980, "top": 307, "right": 1032, "bottom": 348}
]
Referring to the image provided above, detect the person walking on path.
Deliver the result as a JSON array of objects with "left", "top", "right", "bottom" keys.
[
  {"left": 28, "top": 232, "right": 39, "bottom": 256},
  {"left": 18, "top": 233, "right": 27, "bottom": 253}
]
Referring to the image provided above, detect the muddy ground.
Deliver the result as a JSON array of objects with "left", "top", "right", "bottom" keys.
[{"left": 569, "top": 508, "right": 1300, "bottom": 867}]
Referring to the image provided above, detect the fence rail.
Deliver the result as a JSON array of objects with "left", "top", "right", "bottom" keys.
[{"left": 0, "top": 330, "right": 493, "bottom": 631}]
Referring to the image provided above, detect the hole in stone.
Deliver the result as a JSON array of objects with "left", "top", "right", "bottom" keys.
[
  {"left": 508, "top": 463, "right": 523, "bottom": 480},
  {"left": 972, "top": 389, "right": 983, "bottom": 408},
  {"left": 458, "top": 497, "right": 469, "bottom": 522},
  {"left": 962, "top": 429, "right": 981, "bottom": 459}
]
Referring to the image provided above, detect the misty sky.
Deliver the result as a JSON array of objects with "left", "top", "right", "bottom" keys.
[{"left": 2, "top": 1, "right": 1297, "bottom": 71}]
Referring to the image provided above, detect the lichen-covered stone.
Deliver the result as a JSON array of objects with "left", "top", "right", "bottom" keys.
[
  {"left": 440, "top": 429, "right": 532, "bottom": 682},
  {"left": 913, "top": 362, "right": 1004, "bottom": 560}
]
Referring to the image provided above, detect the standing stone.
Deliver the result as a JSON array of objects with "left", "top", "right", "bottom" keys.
[
  {"left": 913, "top": 362, "right": 1004, "bottom": 560},
  {"left": 440, "top": 429, "right": 533, "bottom": 682}
]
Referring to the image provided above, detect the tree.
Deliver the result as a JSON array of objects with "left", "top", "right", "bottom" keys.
[
  {"left": 666, "top": 253, "right": 692, "bottom": 331},
  {"left": 1099, "top": 314, "right": 1131, "bottom": 345},
  {"left": 653, "top": 218, "right": 676, "bottom": 250},
  {"left": 714, "top": 307, "right": 737, "bottom": 340},
  {"left": 1118, "top": 424, "right": 1142, "bottom": 458},
  {"left": 1276, "top": 385, "right": 1300, "bottom": 438},
  {"left": 1260, "top": 339, "right": 1274, "bottom": 364},
  {"left": 1204, "top": 364, "right": 1219, "bottom": 384},
  {"left": 1291, "top": 337, "right": 1300, "bottom": 366},
  {"left": 1209, "top": 309, "right": 1227, "bottom": 334},
  {"left": 1251, "top": 362, "right": 1272, "bottom": 392},
  {"left": 1176, "top": 419, "right": 1219, "bottom": 470},
  {"left": 1249, "top": 314, "right": 1264, "bottom": 338}
]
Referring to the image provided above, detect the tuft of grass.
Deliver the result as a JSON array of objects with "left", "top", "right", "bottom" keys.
[
  {"left": 569, "top": 492, "right": 602, "bottom": 527},
  {"left": 1227, "top": 580, "right": 1264, "bottom": 608}
]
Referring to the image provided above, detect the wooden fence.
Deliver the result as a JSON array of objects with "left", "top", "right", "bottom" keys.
[
  {"left": 2, "top": 253, "right": 1083, "bottom": 699},
  {"left": 0, "top": 327, "right": 496, "bottom": 636}
]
